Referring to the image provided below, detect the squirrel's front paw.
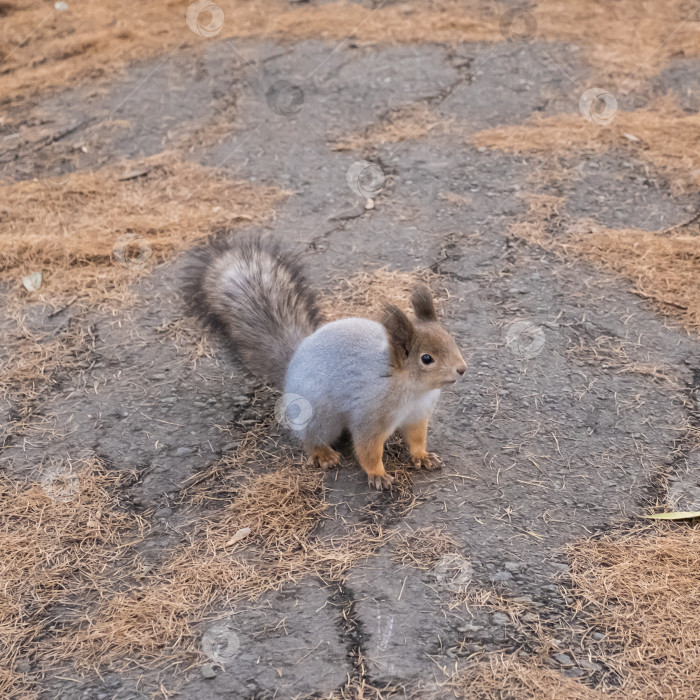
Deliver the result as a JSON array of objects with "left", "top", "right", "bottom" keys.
[
  {"left": 367, "top": 472, "right": 394, "bottom": 491},
  {"left": 411, "top": 452, "right": 442, "bottom": 471}
]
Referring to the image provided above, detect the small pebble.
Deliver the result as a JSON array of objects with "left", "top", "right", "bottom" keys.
[
  {"left": 491, "top": 612, "right": 510, "bottom": 626},
  {"left": 201, "top": 663, "right": 217, "bottom": 679},
  {"left": 225, "top": 527, "right": 251, "bottom": 546},
  {"left": 554, "top": 653, "right": 572, "bottom": 665},
  {"left": 22, "top": 272, "right": 42, "bottom": 292},
  {"left": 175, "top": 446, "right": 193, "bottom": 456},
  {"left": 457, "top": 623, "right": 481, "bottom": 633},
  {"left": 490, "top": 570, "right": 513, "bottom": 583}
]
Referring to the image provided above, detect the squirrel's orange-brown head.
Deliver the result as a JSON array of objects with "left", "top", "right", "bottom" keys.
[{"left": 382, "top": 285, "right": 467, "bottom": 389}]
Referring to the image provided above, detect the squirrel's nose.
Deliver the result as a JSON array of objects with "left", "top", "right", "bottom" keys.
[{"left": 456, "top": 365, "right": 466, "bottom": 376}]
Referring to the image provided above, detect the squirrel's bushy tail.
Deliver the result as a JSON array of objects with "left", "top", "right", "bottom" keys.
[{"left": 185, "top": 233, "right": 322, "bottom": 388}]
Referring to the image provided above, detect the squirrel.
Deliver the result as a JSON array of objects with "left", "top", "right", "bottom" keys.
[{"left": 186, "top": 234, "right": 467, "bottom": 490}]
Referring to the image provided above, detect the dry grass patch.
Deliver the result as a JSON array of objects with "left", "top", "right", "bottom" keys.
[
  {"left": 257, "top": 0, "right": 500, "bottom": 44},
  {"left": 322, "top": 267, "right": 444, "bottom": 321},
  {"left": 153, "top": 315, "right": 216, "bottom": 368},
  {"left": 333, "top": 103, "right": 453, "bottom": 151},
  {"left": 491, "top": 107, "right": 700, "bottom": 332},
  {"left": 440, "top": 524, "right": 700, "bottom": 699},
  {"left": 471, "top": 100, "right": 700, "bottom": 187},
  {"left": 566, "top": 333, "right": 676, "bottom": 384},
  {"left": 0, "top": 152, "right": 284, "bottom": 308},
  {"left": 0, "top": 460, "right": 144, "bottom": 699},
  {"left": 392, "top": 526, "right": 458, "bottom": 569},
  {"left": 3, "top": 0, "right": 697, "bottom": 105},
  {"left": 51, "top": 464, "right": 390, "bottom": 673},
  {"left": 0, "top": 308, "right": 93, "bottom": 441},
  {"left": 1, "top": 0, "right": 204, "bottom": 104},
  {"left": 0, "top": 152, "right": 283, "bottom": 433},
  {"left": 2, "top": 448, "right": 392, "bottom": 688},
  {"left": 569, "top": 226, "right": 700, "bottom": 333},
  {"left": 508, "top": 192, "right": 700, "bottom": 334},
  {"left": 567, "top": 524, "right": 700, "bottom": 698},
  {"left": 51, "top": 465, "right": 324, "bottom": 670},
  {"left": 1, "top": 0, "right": 500, "bottom": 104},
  {"left": 534, "top": 0, "right": 700, "bottom": 81},
  {"left": 445, "top": 655, "right": 603, "bottom": 700}
]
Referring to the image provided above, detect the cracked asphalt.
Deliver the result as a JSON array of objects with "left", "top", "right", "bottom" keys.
[{"left": 2, "top": 27, "right": 700, "bottom": 700}]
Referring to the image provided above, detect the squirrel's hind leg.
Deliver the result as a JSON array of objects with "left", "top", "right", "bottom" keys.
[
  {"left": 301, "top": 415, "right": 343, "bottom": 470},
  {"left": 307, "top": 444, "right": 341, "bottom": 470}
]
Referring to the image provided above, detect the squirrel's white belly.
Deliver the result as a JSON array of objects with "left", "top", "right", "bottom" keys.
[{"left": 390, "top": 389, "right": 441, "bottom": 432}]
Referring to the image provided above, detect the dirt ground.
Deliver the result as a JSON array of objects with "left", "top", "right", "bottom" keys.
[{"left": 1, "top": 1, "right": 700, "bottom": 699}]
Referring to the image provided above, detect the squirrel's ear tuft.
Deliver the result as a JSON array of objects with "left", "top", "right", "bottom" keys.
[
  {"left": 411, "top": 285, "right": 437, "bottom": 322},
  {"left": 382, "top": 304, "right": 415, "bottom": 367}
]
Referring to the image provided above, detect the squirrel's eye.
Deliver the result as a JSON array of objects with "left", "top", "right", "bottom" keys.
[{"left": 421, "top": 354, "right": 434, "bottom": 365}]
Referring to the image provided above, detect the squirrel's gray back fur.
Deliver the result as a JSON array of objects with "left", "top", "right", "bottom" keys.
[
  {"left": 285, "top": 319, "right": 389, "bottom": 438},
  {"left": 284, "top": 318, "right": 440, "bottom": 445},
  {"left": 185, "top": 234, "right": 321, "bottom": 388}
]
